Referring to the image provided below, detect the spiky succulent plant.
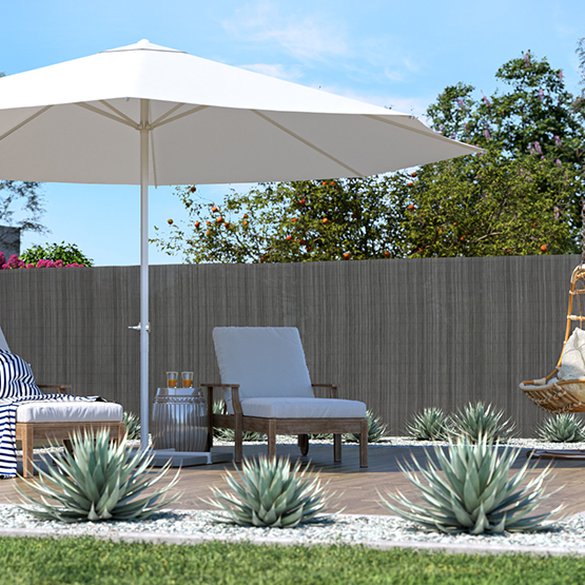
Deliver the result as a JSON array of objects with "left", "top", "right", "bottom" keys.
[
  {"left": 346, "top": 409, "right": 388, "bottom": 443},
  {"left": 537, "top": 413, "right": 585, "bottom": 443},
  {"left": 207, "top": 456, "right": 327, "bottom": 528},
  {"left": 450, "top": 401, "right": 515, "bottom": 443},
  {"left": 122, "top": 411, "right": 141, "bottom": 441},
  {"left": 18, "top": 429, "right": 179, "bottom": 522},
  {"left": 407, "top": 407, "right": 450, "bottom": 441},
  {"left": 212, "top": 401, "right": 265, "bottom": 442},
  {"left": 380, "top": 436, "right": 555, "bottom": 534}
]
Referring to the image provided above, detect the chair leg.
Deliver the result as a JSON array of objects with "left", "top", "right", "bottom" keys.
[
  {"left": 359, "top": 419, "right": 368, "bottom": 468},
  {"left": 21, "top": 426, "right": 34, "bottom": 479},
  {"left": 267, "top": 420, "right": 277, "bottom": 460},
  {"left": 298, "top": 434, "right": 309, "bottom": 456},
  {"left": 234, "top": 417, "right": 243, "bottom": 464},
  {"left": 333, "top": 433, "right": 342, "bottom": 463}
]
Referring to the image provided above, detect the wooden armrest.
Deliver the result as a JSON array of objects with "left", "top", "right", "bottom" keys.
[
  {"left": 38, "top": 384, "right": 72, "bottom": 394},
  {"left": 200, "top": 383, "right": 240, "bottom": 389},
  {"left": 312, "top": 383, "right": 338, "bottom": 398}
]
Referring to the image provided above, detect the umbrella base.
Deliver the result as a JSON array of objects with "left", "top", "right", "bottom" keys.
[{"left": 149, "top": 448, "right": 232, "bottom": 467}]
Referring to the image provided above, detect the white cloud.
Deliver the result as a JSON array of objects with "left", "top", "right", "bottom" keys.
[{"left": 222, "top": 0, "right": 349, "bottom": 62}]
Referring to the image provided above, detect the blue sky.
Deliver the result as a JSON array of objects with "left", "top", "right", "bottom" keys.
[{"left": 1, "top": 0, "right": 583, "bottom": 266}]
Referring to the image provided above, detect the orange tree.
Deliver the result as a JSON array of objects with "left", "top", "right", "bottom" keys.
[{"left": 152, "top": 176, "right": 408, "bottom": 263}]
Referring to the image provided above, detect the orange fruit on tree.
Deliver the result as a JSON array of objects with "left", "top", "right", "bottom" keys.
[{"left": 540, "top": 244, "right": 548, "bottom": 252}]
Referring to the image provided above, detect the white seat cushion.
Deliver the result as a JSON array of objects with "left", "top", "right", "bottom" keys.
[
  {"left": 213, "top": 327, "right": 314, "bottom": 413},
  {"left": 241, "top": 397, "right": 367, "bottom": 419},
  {"left": 519, "top": 377, "right": 558, "bottom": 390},
  {"left": 16, "top": 401, "right": 123, "bottom": 423}
]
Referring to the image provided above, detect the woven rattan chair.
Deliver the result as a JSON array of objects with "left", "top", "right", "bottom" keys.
[
  {"left": 520, "top": 264, "right": 585, "bottom": 413},
  {"left": 204, "top": 327, "right": 368, "bottom": 467}
]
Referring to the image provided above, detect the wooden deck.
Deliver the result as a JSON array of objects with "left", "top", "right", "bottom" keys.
[{"left": 1, "top": 442, "right": 584, "bottom": 518}]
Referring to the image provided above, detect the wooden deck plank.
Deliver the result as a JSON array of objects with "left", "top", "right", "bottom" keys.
[{"left": 1, "top": 443, "right": 583, "bottom": 518}]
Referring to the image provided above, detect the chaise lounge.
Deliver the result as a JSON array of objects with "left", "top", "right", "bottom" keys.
[{"left": 204, "top": 327, "right": 369, "bottom": 467}]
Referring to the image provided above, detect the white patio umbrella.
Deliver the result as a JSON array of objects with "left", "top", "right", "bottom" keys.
[{"left": 0, "top": 40, "right": 480, "bottom": 451}]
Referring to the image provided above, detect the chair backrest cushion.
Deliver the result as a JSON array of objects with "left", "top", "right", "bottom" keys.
[
  {"left": 213, "top": 327, "right": 314, "bottom": 413},
  {"left": 0, "top": 326, "right": 10, "bottom": 352},
  {"left": 0, "top": 349, "right": 43, "bottom": 399},
  {"left": 559, "top": 327, "right": 585, "bottom": 380}
]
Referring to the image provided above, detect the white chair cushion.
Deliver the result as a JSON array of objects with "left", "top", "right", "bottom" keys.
[
  {"left": 16, "top": 401, "right": 123, "bottom": 423},
  {"left": 519, "top": 377, "right": 558, "bottom": 390},
  {"left": 240, "top": 397, "right": 367, "bottom": 419},
  {"left": 0, "top": 326, "right": 10, "bottom": 352},
  {"left": 559, "top": 328, "right": 585, "bottom": 380},
  {"left": 213, "top": 327, "right": 314, "bottom": 413}
]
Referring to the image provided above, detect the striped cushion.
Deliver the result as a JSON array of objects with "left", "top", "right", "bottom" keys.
[{"left": 0, "top": 349, "right": 42, "bottom": 399}]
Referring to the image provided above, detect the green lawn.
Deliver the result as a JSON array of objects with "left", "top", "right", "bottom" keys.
[{"left": 1, "top": 536, "right": 585, "bottom": 585}]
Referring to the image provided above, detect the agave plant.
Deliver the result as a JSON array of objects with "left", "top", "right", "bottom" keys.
[
  {"left": 346, "top": 409, "right": 388, "bottom": 443},
  {"left": 407, "top": 407, "right": 450, "bottom": 441},
  {"left": 380, "top": 435, "right": 556, "bottom": 534},
  {"left": 212, "top": 401, "right": 265, "bottom": 442},
  {"left": 18, "top": 429, "right": 179, "bottom": 522},
  {"left": 207, "top": 456, "right": 327, "bottom": 528},
  {"left": 537, "top": 413, "right": 585, "bottom": 443},
  {"left": 450, "top": 401, "right": 515, "bottom": 443},
  {"left": 122, "top": 411, "right": 141, "bottom": 441}
]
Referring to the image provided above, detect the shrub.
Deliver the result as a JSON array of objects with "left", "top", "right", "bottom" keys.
[
  {"left": 20, "top": 241, "right": 93, "bottom": 266},
  {"left": 407, "top": 407, "right": 450, "bottom": 441},
  {"left": 207, "top": 456, "right": 327, "bottom": 527},
  {"left": 346, "top": 409, "right": 388, "bottom": 443},
  {"left": 212, "top": 401, "right": 265, "bottom": 442},
  {"left": 122, "top": 411, "right": 141, "bottom": 441},
  {"left": 450, "top": 401, "right": 515, "bottom": 443},
  {"left": 18, "top": 429, "right": 179, "bottom": 522},
  {"left": 536, "top": 413, "right": 585, "bottom": 443},
  {"left": 380, "top": 435, "right": 555, "bottom": 534}
]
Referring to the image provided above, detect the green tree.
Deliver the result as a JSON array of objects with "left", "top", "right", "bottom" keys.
[
  {"left": 153, "top": 177, "right": 407, "bottom": 263},
  {"left": 153, "top": 51, "right": 584, "bottom": 262},
  {"left": 0, "top": 180, "right": 45, "bottom": 233},
  {"left": 403, "top": 50, "right": 584, "bottom": 257},
  {"left": 0, "top": 73, "right": 46, "bottom": 234}
]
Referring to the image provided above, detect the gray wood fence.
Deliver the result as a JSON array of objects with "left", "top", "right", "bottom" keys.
[{"left": 0, "top": 254, "right": 579, "bottom": 436}]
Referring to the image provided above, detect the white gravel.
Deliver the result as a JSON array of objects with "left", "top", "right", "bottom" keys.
[
  {"left": 0, "top": 504, "right": 583, "bottom": 556},
  {"left": 3, "top": 436, "right": 584, "bottom": 556}
]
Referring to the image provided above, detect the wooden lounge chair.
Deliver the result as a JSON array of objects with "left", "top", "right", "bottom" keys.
[
  {"left": 204, "top": 327, "right": 368, "bottom": 467},
  {"left": 0, "top": 326, "right": 124, "bottom": 477}
]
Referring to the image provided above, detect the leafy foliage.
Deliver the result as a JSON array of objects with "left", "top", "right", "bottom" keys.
[
  {"left": 20, "top": 242, "right": 93, "bottom": 266},
  {"left": 380, "top": 436, "right": 555, "bottom": 534},
  {"left": 18, "top": 429, "right": 179, "bottom": 522},
  {"left": 122, "top": 411, "right": 141, "bottom": 441},
  {"left": 0, "top": 180, "right": 45, "bottom": 233},
  {"left": 346, "top": 409, "right": 388, "bottom": 443},
  {"left": 153, "top": 51, "right": 584, "bottom": 263},
  {"left": 450, "top": 402, "right": 515, "bottom": 444},
  {"left": 407, "top": 407, "right": 451, "bottom": 441},
  {"left": 536, "top": 413, "right": 585, "bottom": 443},
  {"left": 153, "top": 177, "right": 406, "bottom": 263},
  {"left": 212, "top": 401, "right": 265, "bottom": 442},
  {"left": 207, "top": 456, "right": 326, "bottom": 528}
]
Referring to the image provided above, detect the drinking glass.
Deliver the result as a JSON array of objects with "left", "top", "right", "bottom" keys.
[
  {"left": 181, "top": 371, "right": 194, "bottom": 388},
  {"left": 166, "top": 371, "right": 178, "bottom": 388}
]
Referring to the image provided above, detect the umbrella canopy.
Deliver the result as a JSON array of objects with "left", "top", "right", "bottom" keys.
[{"left": 0, "top": 40, "right": 480, "bottom": 449}]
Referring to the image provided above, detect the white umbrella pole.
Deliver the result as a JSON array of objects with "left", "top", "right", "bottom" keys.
[{"left": 139, "top": 99, "right": 150, "bottom": 450}]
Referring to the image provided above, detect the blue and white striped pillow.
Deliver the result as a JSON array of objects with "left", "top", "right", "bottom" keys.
[{"left": 0, "top": 349, "right": 43, "bottom": 399}]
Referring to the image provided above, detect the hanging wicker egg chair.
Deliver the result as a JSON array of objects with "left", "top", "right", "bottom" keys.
[{"left": 520, "top": 264, "right": 585, "bottom": 413}]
